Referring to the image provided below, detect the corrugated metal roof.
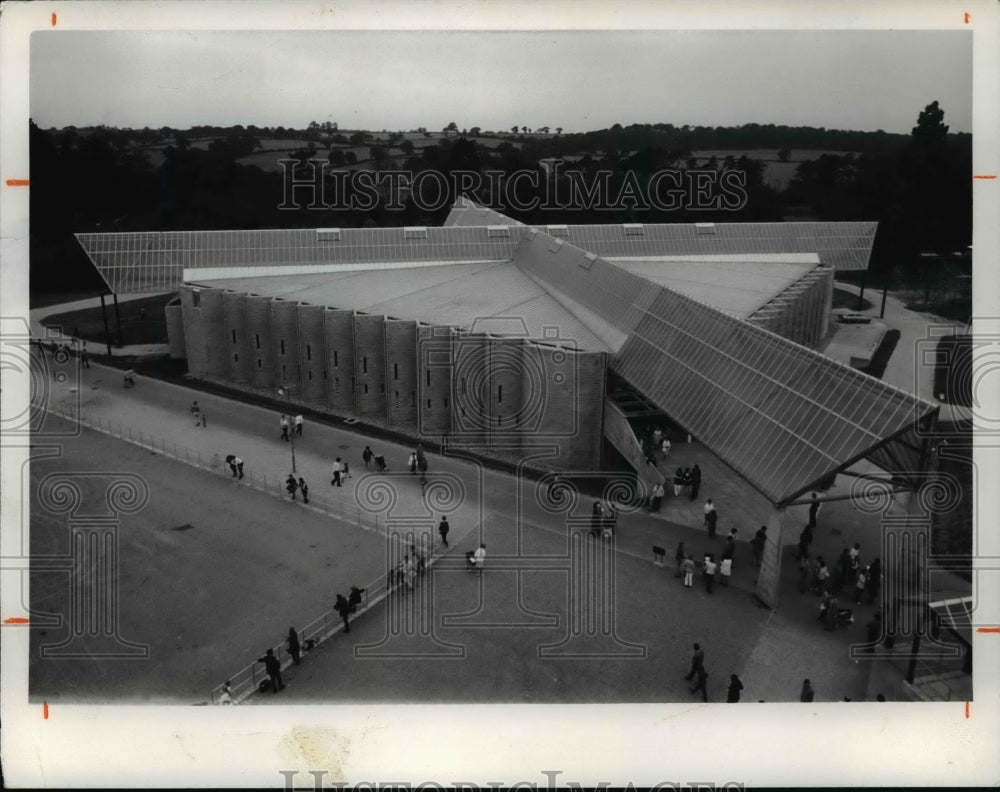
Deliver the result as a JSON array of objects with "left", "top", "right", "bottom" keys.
[
  {"left": 444, "top": 196, "right": 525, "bottom": 227},
  {"left": 514, "top": 226, "right": 938, "bottom": 506}
]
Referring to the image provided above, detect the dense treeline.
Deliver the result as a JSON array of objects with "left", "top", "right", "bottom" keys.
[{"left": 30, "top": 101, "right": 970, "bottom": 295}]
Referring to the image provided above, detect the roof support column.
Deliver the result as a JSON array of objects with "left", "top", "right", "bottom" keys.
[{"left": 754, "top": 507, "right": 787, "bottom": 610}]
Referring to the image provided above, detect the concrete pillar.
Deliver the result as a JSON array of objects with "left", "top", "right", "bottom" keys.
[{"left": 754, "top": 507, "right": 786, "bottom": 610}]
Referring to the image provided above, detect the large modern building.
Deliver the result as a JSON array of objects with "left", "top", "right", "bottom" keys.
[{"left": 76, "top": 199, "right": 939, "bottom": 606}]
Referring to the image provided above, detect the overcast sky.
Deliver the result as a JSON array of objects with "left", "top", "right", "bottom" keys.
[{"left": 30, "top": 29, "right": 972, "bottom": 134}]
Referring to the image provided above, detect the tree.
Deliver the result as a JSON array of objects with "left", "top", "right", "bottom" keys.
[
  {"left": 777, "top": 146, "right": 791, "bottom": 162},
  {"left": 349, "top": 131, "right": 371, "bottom": 146},
  {"left": 401, "top": 139, "right": 415, "bottom": 155},
  {"left": 344, "top": 151, "right": 357, "bottom": 165},
  {"left": 443, "top": 121, "right": 458, "bottom": 134},
  {"left": 328, "top": 148, "right": 345, "bottom": 167},
  {"left": 556, "top": 127, "right": 563, "bottom": 135},
  {"left": 912, "top": 100, "right": 949, "bottom": 144},
  {"left": 537, "top": 126, "right": 550, "bottom": 134},
  {"left": 511, "top": 125, "right": 519, "bottom": 134},
  {"left": 469, "top": 126, "right": 481, "bottom": 136},
  {"left": 370, "top": 144, "right": 388, "bottom": 164}
]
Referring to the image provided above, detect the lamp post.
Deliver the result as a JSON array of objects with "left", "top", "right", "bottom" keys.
[{"left": 277, "top": 384, "right": 297, "bottom": 474}]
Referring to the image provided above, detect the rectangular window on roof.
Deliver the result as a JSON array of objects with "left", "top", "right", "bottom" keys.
[
  {"left": 280, "top": 339, "right": 285, "bottom": 355},
  {"left": 696, "top": 222, "right": 716, "bottom": 235},
  {"left": 232, "top": 330, "right": 237, "bottom": 344},
  {"left": 426, "top": 370, "right": 431, "bottom": 387},
  {"left": 623, "top": 223, "right": 644, "bottom": 236},
  {"left": 334, "top": 350, "right": 338, "bottom": 368},
  {"left": 579, "top": 252, "right": 597, "bottom": 271},
  {"left": 548, "top": 238, "right": 564, "bottom": 253},
  {"left": 316, "top": 228, "right": 341, "bottom": 242},
  {"left": 363, "top": 357, "right": 367, "bottom": 374},
  {"left": 404, "top": 226, "right": 428, "bottom": 240},
  {"left": 394, "top": 363, "right": 398, "bottom": 380},
  {"left": 487, "top": 225, "right": 510, "bottom": 238},
  {"left": 547, "top": 225, "right": 569, "bottom": 237},
  {"left": 255, "top": 334, "right": 260, "bottom": 350}
]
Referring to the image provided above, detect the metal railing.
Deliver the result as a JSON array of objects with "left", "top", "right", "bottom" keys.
[{"left": 44, "top": 405, "right": 387, "bottom": 537}]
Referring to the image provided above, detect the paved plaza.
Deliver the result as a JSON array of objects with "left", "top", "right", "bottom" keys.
[{"left": 27, "top": 343, "right": 969, "bottom": 705}]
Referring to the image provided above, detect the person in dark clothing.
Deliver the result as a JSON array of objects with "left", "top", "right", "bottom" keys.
[
  {"left": 798, "top": 524, "right": 813, "bottom": 559},
  {"left": 590, "top": 501, "right": 604, "bottom": 537},
  {"left": 866, "top": 558, "right": 882, "bottom": 605},
  {"left": 689, "top": 666, "right": 709, "bottom": 702},
  {"left": 438, "top": 515, "right": 450, "bottom": 547},
  {"left": 79, "top": 343, "right": 90, "bottom": 368},
  {"left": 723, "top": 530, "right": 737, "bottom": 564},
  {"left": 335, "top": 594, "right": 351, "bottom": 633},
  {"left": 703, "top": 554, "right": 717, "bottom": 594},
  {"left": 286, "top": 627, "right": 301, "bottom": 665},
  {"left": 285, "top": 474, "right": 298, "bottom": 500},
  {"left": 347, "top": 585, "right": 365, "bottom": 613},
  {"left": 727, "top": 674, "right": 744, "bottom": 703},
  {"left": 257, "top": 648, "right": 284, "bottom": 692},
  {"left": 705, "top": 507, "right": 718, "bottom": 540},
  {"left": 298, "top": 477, "right": 309, "bottom": 503},
  {"left": 800, "top": 679, "right": 815, "bottom": 702},
  {"left": 684, "top": 643, "right": 705, "bottom": 681},
  {"left": 689, "top": 464, "right": 702, "bottom": 501},
  {"left": 808, "top": 492, "right": 821, "bottom": 528},
  {"left": 674, "top": 541, "right": 686, "bottom": 577},
  {"left": 752, "top": 526, "right": 767, "bottom": 566},
  {"left": 362, "top": 446, "right": 374, "bottom": 470}
]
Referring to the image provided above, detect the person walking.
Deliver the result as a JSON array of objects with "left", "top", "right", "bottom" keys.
[
  {"left": 813, "top": 556, "right": 830, "bottom": 594},
  {"left": 650, "top": 481, "right": 665, "bottom": 513},
  {"left": 726, "top": 674, "right": 744, "bottom": 703},
  {"left": 285, "top": 474, "right": 298, "bottom": 500},
  {"left": 408, "top": 450, "right": 418, "bottom": 474},
  {"left": 834, "top": 548, "right": 851, "bottom": 594},
  {"left": 682, "top": 555, "right": 696, "bottom": 588},
  {"left": 800, "top": 679, "right": 815, "bottom": 702},
  {"left": 286, "top": 627, "right": 301, "bottom": 665},
  {"left": 653, "top": 426, "right": 663, "bottom": 448},
  {"left": 703, "top": 554, "right": 717, "bottom": 594},
  {"left": 298, "top": 477, "right": 309, "bottom": 504},
  {"left": 80, "top": 343, "right": 90, "bottom": 369},
  {"left": 719, "top": 556, "right": 732, "bottom": 587},
  {"left": 280, "top": 414, "right": 289, "bottom": 441},
  {"left": 798, "top": 523, "right": 813, "bottom": 560},
  {"left": 362, "top": 446, "right": 374, "bottom": 470},
  {"left": 674, "top": 541, "right": 686, "bottom": 578},
  {"left": 225, "top": 455, "right": 244, "bottom": 479},
  {"left": 331, "top": 457, "right": 343, "bottom": 487},
  {"left": 334, "top": 594, "right": 351, "bottom": 632},
  {"left": 294, "top": 413, "right": 304, "bottom": 436},
  {"left": 661, "top": 437, "right": 671, "bottom": 461},
  {"left": 438, "top": 515, "right": 450, "bottom": 547},
  {"left": 752, "top": 526, "right": 767, "bottom": 566},
  {"left": 704, "top": 500, "right": 718, "bottom": 539},
  {"left": 723, "top": 529, "right": 737, "bottom": 566},
  {"left": 191, "top": 401, "right": 202, "bottom": 427},
  {"left": 681, "top": 467, "right": 693, "bottom": 498},
  {"left": 590, "top": 501, "right": 604, "bottom": 537},
  {"left": 672, "top": 467, "right": 684, "bottom": 497},
  {"left": 808, "top": 492, "right": 821, "bottom": 528},
  {"left": 689, "top": 665, "right": 709, "bottom": 702},
  {"left": 684, "top": 642, "right": 705, "bottom": 681},
  {"left": 410, "top": 544, "right": 426, "bottom": 576},
  {"left": 257, "top": 648, "right": 284, "bottom": 693},
  {"left": 690, "top": 464, "right": 702, "bottom": 501}
]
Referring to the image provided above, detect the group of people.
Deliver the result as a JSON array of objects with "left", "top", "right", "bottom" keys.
[
  {"left": 683, "top": 642, "right": 744, "bottom": 703},
  {"left": 590, "top": 500, "right": 618, "bottom": 539},
  {"left": 285, "top": 474, "right": 310, "bottom": 502},
  {"left": 674, "top": 530, "right": 738, "bottom": 593},
  {"left": 244, "top": 585, "right": 366, "bottom": 700},
  {"left": 671, "top": 465, "right": 702, "bottom": 500},
  {"left": 390, "top": 544, "right": 428, "bottom": 591},
  {"left": 279, "top": 413, "right": 304, "bottom": 441}
]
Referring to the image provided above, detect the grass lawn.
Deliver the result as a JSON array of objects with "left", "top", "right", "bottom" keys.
[
  {"left": 831, "top": 287, "right": 872, "bottom": 311},
  {"left": 41, "top": 293, "right": 176, "bottom": 345}
]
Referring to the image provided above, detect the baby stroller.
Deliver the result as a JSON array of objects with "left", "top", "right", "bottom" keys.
[{"left": 374, "top": 454, "right": 389, "bottom": 472}]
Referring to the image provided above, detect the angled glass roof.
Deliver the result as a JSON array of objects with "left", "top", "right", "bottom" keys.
[
  {"left": 75, "top": 226, "right": 522, "bottom": 293},
  {"left": 514, "top": 227, "right": 938, "bottom": 506},
  {"left": 444, "top": 198, "right": 877, "bottom": 270}
]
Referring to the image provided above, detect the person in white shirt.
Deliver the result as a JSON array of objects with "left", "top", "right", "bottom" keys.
[
  {"left": 294, "top": 414, "right": 304, "bottom": 436},
  {"left": 331, "top": 457, "right": 344, "bottom": 487},
  {"left": 280, "top": 414, "right": 290, "bottom": 441},
  {"left": 472, "top": 543, "right": 486, "bottom": 574},
  {"left": 719, "top": 557, "right": 732, "bottom": 586}
]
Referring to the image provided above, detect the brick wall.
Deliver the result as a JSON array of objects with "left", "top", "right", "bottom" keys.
[
  {"left": 270, "top": 299, "right": 301, "bottom": 388},
  {"left": 297, "top": 304, "right": 327, "bottom": 405},
  {"left": 222, "top": 291, "right": 251, "bottom": 383},
  {"left": 165, "top": 301, "right": 186, "bottom": 359},
  {"left": 417, "top": 324, "right": 453, "bottom": 436},
  {"left": 324, "top": 309, "right": 355, "bottom": 413},
  {"left": 353, "top": 313, "right": 386, "bottom": 418},
  {"left": 385, "top": 319, "right": 418, "bottom": 429},
  {"left": 246, "top": 295, "right": 275, "bottom": 389}
]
